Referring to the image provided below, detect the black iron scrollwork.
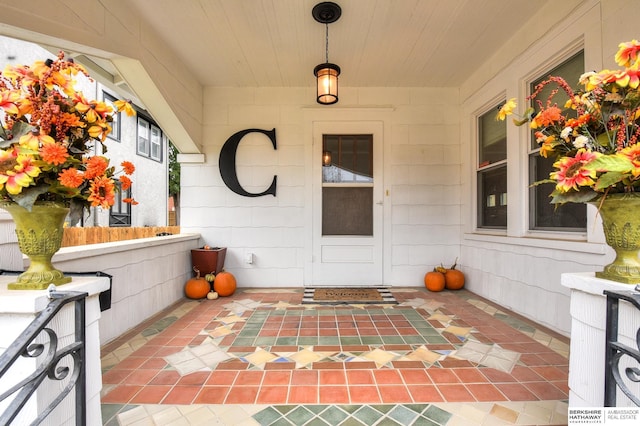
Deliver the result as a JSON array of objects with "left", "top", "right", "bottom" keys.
[
  {"left": 0, "top": 291, "right": 87, "bottom": 425},
  {"left": 604, "top": 288, "right": 640, "bottom": 406}
]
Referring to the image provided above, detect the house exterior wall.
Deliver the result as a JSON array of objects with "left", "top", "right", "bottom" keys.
[
  {"left": 180, "top": 86, "right": 461, "bottom": 288},
  {"left": 458, "top": 0, "right": 640, "bottom": 335}
]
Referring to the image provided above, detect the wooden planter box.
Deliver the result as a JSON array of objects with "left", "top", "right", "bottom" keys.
[{"left": 191, "top": 247, "right": 227, "bottom": 276}]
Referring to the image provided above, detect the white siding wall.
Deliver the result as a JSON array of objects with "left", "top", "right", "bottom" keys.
[
  {"left": 458, "top": 0, "right": 640, "bottom": 335},
  {"left": 180, "top": 86, "right": 460, "bottom": 289}
]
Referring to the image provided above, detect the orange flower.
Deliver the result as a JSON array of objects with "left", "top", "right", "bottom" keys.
[
  {"left": 58, "top": 167, "right": 84, "bottom": 188},
  {"left": 531, "top": 106, "right": 563, "bottom": 128},
  {"left": 84, "top": 156, "right": 109, "bottom": 180},
  {"left": 123, "top": 197, "right": 139, "bottom": 205},
  {"left": 40, "top": 143, "right": 69, "bottom": 166},
  {"left": 121, "top": 161, "right": 135, "bottom": 175},
  {"left": 87, "top": 176, "right": 116, "bottom": 209},
  {"left": 550, "top": 149, "right": 599, "bottom": 193},
  {"left": 615, "top": 39, "right": 640, "bottom": 67},
  {"left": 620, "top": 144, "right": 640, "bottom": 177},
  {"left": 119, "top": 175, "right": 132, "bottom": 190}
]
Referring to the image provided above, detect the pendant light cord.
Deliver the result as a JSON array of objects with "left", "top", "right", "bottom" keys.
[{"left": 325, "top": 23, "right": 329, "bottom": 63}]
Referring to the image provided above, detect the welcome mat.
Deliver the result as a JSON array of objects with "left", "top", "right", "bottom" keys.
[{"left": 302, "top": 287, "right": 397, "bottom": 305}]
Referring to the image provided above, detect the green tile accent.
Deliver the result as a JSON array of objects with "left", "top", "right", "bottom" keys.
[
  {"left": 255, "top": 337, "right": 277, "bottom": 346},
  {"left": 319, "top": 406, "right": 349, "bottom": 424},
  {"left": 286, "top": 406, "right": 315, "bottom": 424},
  {"left": 423, "top": 336, "right": 449, "bottom": 344},
  {"left": 318, "top": 336, "right": 341, "bottom": 345},
  {"left": 232, "top": 337, "right": 256, "bottom": 346},
  {"left": 361, "top": 336, "right": 383, "bottom": 345},
  {"left": 275, "top": 337, "right": 298, "bottom": 345},
  {"left": 338, "top": 405, "right": 361, "bottom": 414},
  {"left": 413, "top": 416, "right": 438, "bottom": 426},
  {"left": 375, "top": 418, "right": 403, "bottom": 426},
  {"left": 253, "top": 406, "right": 282, "bottom": 425},
  {"left": 275, "top": 405, "right": 298, "bottom": 415},
  {"left": 339, "top": 337, "right": 362, "bottom": 345},
  {"left": 353, "top": 406, "right": 384, "bottom": 424},
  {"left": 369, "top": 405, "right": 394, "bottom": 414},
  {"left": 297, "top": 337, "right": 319, "bottom": 345},
  {"left": 307, "top": 405, "right": 329, "bottom": 414},
  {"left": 403, "top": 336, "right": 427, "bottom": 344},
  {"left": 306, "top": 418, "right": 330, "bottom": 426},
  {"left": 380, "top": 336, "right": 405, "bottom": 344},
  {"left": 339, "top": 418, "right": 367, "bottom": 426},
  {"left": 405, "top": 404, "right": 429, "bottom": 414},
  {"left": 423, "top": 404, "right": 453, "bottom": 424},
  {"left": 387, "top": 405, "right": 419, "bottom": 424},
  {"left": 270, "top": 418, "right": 295, "bottom": 426}
]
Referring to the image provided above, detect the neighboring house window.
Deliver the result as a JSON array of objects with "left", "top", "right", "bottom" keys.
[
  {"left": 109, "top": 182, "right": 131, "bottom": 226},
  {"left": 477, "top": 105, "right": 507, "bottom": 229},
  {"left": 136, "top": 116, "right": 163, "bottom": 162},
  {"left": 103, "top": 92, "right": 121, "bottom": 141},
  {"left": 528, "top": 51, "right": 586, "bottom": 231}
]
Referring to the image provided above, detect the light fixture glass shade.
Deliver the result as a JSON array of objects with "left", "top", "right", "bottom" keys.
[
  {"left": 322, "top": 150, "right": 332, "bottom": 166},
  {"left": 314, "top": 63, "right": 340, "bottom": 105}
]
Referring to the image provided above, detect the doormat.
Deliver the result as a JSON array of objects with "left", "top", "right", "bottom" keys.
[{"left": 302, "top": 287, "right": 397, "bottom": 305}]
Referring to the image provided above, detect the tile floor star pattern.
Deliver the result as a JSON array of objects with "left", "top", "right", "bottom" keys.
[{"left": 100, "top": 288, "right": 570, "bottom": 425}]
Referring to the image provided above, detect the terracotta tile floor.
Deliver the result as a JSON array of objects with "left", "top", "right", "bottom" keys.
[{"left": 100, "top": 288, "right": 570, "bottom": 425}]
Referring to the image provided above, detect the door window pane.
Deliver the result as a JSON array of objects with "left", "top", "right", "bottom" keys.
[
  {"left": 322, "top": 134, "right": 374, "bottom": 236},
  {"left": 322, "top": 135, "right": 373, "bottom": 183}
]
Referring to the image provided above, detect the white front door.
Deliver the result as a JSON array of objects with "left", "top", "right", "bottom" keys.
[{"left": 311, "top": 121, "right": 384, "bottom": 286}]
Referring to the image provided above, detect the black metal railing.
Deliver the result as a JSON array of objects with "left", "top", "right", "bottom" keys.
[
  {"left": 0, "top": 288, "right": 88, "bottom": 425},
  {"left": 604, "top": 287, "right": 640, "bottom": 406}
]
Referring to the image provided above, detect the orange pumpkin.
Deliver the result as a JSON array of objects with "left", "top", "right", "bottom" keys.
[
  {"left": 184, "top": 272, "right": 211, "bottom": 299},
  {"left": 444, "top": 259, "right": 465, "bottom": 290},
  {"left": 214, "top": 271, "right": 237, "bottom": 297},
  {"left": 424, "top": 270, "right": 445, "bottom": 292}
]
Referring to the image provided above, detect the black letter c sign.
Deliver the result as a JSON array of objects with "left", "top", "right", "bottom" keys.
[{"left": 219, "top": 128, "right": 277, "bottom": 197}]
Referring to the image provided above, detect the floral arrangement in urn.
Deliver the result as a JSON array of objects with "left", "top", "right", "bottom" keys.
[
  {"left": 0, "top": 52, "right": 137, "bottom": 225},
  {"left": 497, "top": 39, "right": 640, "bottom": 205}
]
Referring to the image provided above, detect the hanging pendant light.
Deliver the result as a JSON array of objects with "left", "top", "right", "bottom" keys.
[{"left": 312, "top": 2, "right": 341, "bottom": 105}]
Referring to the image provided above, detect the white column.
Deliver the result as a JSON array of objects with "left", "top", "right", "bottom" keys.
[
  {"left": 0, "top": 276, "right": 109, "bottom": 426},
  {"left": 562, "top": 272, "right": 640, "bottom": 407}
]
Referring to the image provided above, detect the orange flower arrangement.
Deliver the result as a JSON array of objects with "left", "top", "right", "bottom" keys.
[
  {"left": 0, "top": 52, "right": 137, "bottom": 224},
  {"left": 497, "top": 40, "right": 640, "bottom": 205}
]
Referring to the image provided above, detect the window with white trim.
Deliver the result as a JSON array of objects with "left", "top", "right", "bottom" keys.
[
  {"left": 528, "top": 51, "right": 586, "bottom": 231},
  {"left": 103, "top": 92, "right": 121, "bottom": 142},
  {"left": 136, "top": 116, "right": 164, "bottom": 162},
  {"left": 477, "top": 105, "right": 507, "bottom": 229}
]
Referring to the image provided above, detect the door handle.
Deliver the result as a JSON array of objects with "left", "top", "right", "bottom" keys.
[{"left": 376, "top": 201, "right": 383, "bottom": 205}]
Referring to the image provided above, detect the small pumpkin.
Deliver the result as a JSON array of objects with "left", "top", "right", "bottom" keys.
[
  {"left": 444, "top": 258, "right": 465, "bottom": 290},
  {"left": 207, "top": 291, "right": 219, "bottom": 300},
  {"left": 185, "top": 269, "right": 211, "bottom": 299},
  {"left": 424, "top": 269, "right": 445, "bottom": 292},
  {"left": 213, "top": 271, "right": 237, "bottom": 297}
]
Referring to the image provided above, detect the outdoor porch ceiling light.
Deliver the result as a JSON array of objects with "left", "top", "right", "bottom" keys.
[{"left": 312, "top": 2, "right": 341, "bottom": 105}]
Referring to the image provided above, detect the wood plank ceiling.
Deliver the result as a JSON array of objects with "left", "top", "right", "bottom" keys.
[{"left": 126, "top": 0, "right": 562, "bottom": 88}]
